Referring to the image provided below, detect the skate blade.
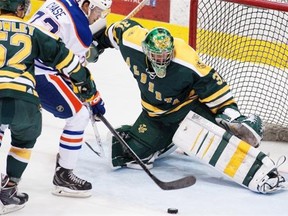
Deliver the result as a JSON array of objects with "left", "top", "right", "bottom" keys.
[
  {"left": 0, "top": 202, "right": 25, "bottom": 215},
  {"left": 52, "top": 186, "right": 92, "bottom": 198}
]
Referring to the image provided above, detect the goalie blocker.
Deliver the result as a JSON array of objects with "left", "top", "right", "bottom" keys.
[{"left": 173, "top": 111, "right": 287, "bottom": 194}]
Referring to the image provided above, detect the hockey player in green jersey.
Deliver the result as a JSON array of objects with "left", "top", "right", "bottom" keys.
[
  {"left": 0, "top": 0, "right": 105, "bottom": 214},
  {"left": 91, "top": 19, "right": 286, "bottom": 194}
]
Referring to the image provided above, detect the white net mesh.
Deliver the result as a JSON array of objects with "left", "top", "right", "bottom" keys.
[{"left": 191, "top": 0, "right": 288, "bottom": 141}]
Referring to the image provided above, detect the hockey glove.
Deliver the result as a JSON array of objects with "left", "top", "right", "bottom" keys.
[
  {"left": 71, "top": 67, "right": 97, "bottom": 102},
  {"left": 90, "top": 91, "right": 106, "bottom": 121},
  {"left": 215, "top": 108, "right": 263, "bottom": 147},
  {"left": 86, "top": 41, "right": 104, "bottom": 63}
]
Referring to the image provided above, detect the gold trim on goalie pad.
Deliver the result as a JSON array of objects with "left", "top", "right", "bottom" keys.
[
  {"left": 172, "top": 111, "right": 275, "bottom": 192},
  {"left": 224, "top": 140, "right": 250, "bottom": 177}
]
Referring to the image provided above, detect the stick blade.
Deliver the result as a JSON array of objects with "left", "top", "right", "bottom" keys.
[
  {"left": 152, "top": 175, "right": 196, "bottom": 190},
  {"left": 85, "top": 141, "right": 105, "bottom": 157}
]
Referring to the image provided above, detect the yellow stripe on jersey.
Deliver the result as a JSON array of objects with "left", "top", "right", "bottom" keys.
[
  {"left": 22, "top": 71, "right": 36, "bottom": 86},
  {"left": 0, "top": 70, "right": 36, "bottom": 89},
  {"left": 200, "top": 85, "right": 231, "bottom": 103},
  {"left": 0, "top": 70, "right": 21, "bottom": 78},
  {"left": 165, "top": 99, "right": 194, "bottom": 115},
  {"left": 122, "top": 25, "right": 148, "bottom": 50},
  {"left": 173, "top": 38, "right": 212, "bottom": 77},
  {"left": 9, "top": 63, "right": 26, "bottom": 71},
  {"left": 141, "top": 99, "right": 166, "bottom": 114},
  {"left": 9, "top": 146, "right": 32, "bottom": 163},
  {"left": 142, "top": 97, "right": 195, "bottom": 117},
  {"left": 0, "top": 83, "right": 38, "bottom": 97},
  {"left": 111, "top": 21, "right": 122, "bottom": 45},
  {"left": 71, "top": 63, "right": 81, "bottom": 74},
  {"left": 210, "top": 99, "right": 236, "bottom": 114},
  {"left": 224, "top": 141, "right": 251, "bottom": 177},
  {"left": 56, "top": 50, "right": 74, "bottom": 71}
]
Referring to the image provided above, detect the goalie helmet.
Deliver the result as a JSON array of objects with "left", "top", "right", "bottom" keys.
[
  {"left": 76, "top": 0, "right": 112, "bottom": 18},
  {"left": 0, "top": 0, "right": 30, "bottom": 16},
  {"left": 142, "top": 27, "right": 174, "bottom": 78}
]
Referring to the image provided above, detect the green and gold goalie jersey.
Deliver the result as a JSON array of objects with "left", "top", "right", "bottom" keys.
[
  {"left": 0, "top": 15, "right": 80, "bottom": 105},
  {"left": 104, "top": 19, "right": 237, "bottom": 120}
]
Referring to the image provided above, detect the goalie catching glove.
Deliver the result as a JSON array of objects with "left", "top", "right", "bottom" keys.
[{"left": 215, "top": 108, "right": 264, "bottom": 147}]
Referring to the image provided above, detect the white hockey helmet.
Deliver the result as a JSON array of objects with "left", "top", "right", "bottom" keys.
[{"left": 77, "top": 0, "right": 112, "bottom": 18}]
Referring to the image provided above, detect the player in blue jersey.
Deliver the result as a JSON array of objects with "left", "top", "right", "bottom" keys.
[{"left": 28, "top": 0, "right": 111, "bottom": 197}]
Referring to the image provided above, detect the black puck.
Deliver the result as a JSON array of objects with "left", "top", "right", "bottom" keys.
[{"left": 167, "top": 208, "right": 178, "bottom": 214}]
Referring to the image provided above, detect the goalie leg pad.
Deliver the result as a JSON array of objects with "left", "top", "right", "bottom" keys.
[{"left": 173, "top": 111, "right": 286, "bottom": 194}]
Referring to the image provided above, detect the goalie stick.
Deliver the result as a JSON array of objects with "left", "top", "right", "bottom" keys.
[{"left": 98, "top": 114, "right": 196, "bottom": 190}]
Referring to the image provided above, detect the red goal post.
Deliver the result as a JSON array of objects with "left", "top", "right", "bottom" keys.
[{"left": 188, "top": 0, "right": 288, "bottom": 142}]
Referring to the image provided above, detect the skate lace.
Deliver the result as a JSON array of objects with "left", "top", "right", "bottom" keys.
[{"left": 67, "top": 172, "right": 86, "bottom": 185}]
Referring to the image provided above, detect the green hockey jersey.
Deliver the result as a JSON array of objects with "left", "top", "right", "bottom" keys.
[
  {"left": 99, "top": 19, "right": 237, "bottom": 119},
  {"left": 0, "top": 15, "right": 88, "bottom": 105}
]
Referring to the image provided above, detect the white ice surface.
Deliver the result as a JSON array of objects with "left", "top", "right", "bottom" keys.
[{"left": 1, "top": 49, "right": 288, "bottom": 216}]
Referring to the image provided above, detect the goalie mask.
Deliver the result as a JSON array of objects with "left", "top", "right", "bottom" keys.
[
  {"left": 0, "top": 0, "right": 31, "bottom": 17},
  {"left": 142, "top": 27, "right": 174, "bottom": 78},
  {"left": 77, "top": 0, "right": 112, "bottom": 19}
]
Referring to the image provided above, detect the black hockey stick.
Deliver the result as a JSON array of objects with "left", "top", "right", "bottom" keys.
[
  {"left": 99, "top": 115, "right": 196, "bottom": 190},
  {"left": 85, "top": 141, "right": 101, "bottom": 157},
  {"left": 84, "top": 103, "right": 105, "bottom": 157}
]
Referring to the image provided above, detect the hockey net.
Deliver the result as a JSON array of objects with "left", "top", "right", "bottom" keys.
[{"left": 189, "top": 0, "right": 288, "bottom": 142}]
